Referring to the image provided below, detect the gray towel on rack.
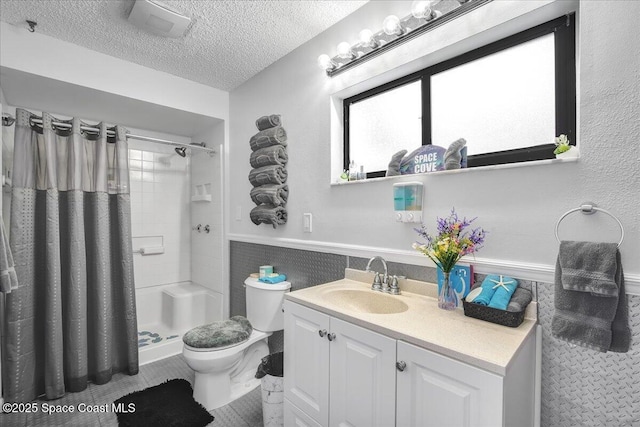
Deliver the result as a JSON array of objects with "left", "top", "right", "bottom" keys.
[
  {"left": 250, "top": 145, "right": 288, "bottom": 168},
  {"left": 0, "top": 217, "right": 19, "bottom": 293},
  {"left": 250, "top": 204, "right": 287, "bottom": 228},
  {"left": 256, "top": 115, "right": 281, "bottom": 131},
  {"left": 249, "top": 126, "right": 287, "bottom": 151},
  {"left": 249, "top": 165, "right": 287, "bottom": 187},
  {"left": 507, "top": 287, "right": 532, "bottom": 312},
  {"left": 552, "top": 241, "right": 631, "bottom": 353},
  {"left": 250, "top": 184, "right": 289, "bottom": 206}
]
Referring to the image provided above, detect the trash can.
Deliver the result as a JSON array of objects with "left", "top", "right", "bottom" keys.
[{"left": 255, "top": 352, "right": 284, "bottom": 427}]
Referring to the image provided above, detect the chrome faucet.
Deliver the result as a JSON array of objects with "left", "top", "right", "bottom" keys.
[
  {"left": 387, "top": 275, "right": 401, "bottom": 295},
  {"left": 366, "top": 256, "right": 388, "bottom": 292}
]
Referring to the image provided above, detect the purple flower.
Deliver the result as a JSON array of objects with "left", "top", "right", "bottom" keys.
[{"left": 412, "top": 208, "right": 487, "bottom": 271}]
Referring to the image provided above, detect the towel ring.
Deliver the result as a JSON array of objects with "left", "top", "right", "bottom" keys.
[{"left": 554, "top": 203, "right": 624, "bottom": 247}]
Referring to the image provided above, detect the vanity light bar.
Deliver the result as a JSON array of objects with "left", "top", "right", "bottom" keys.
[{"left": 318, "top": 0, "right": 492, "bottom": 77}]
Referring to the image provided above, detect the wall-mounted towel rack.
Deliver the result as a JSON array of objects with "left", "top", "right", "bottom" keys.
[{"left": 554, "top": 202, "right": 624, "bottom": 247}]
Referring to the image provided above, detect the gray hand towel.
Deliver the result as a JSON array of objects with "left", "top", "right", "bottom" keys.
[
  {"left": 506, "top": 287, "right": 532, "bottom": 312},
  {"left": 250, "top": 184, "right": 289, "bottom": 206},
  {"left": 248, "top": 165, "right": 287, "bottom": 187},
  {"left": 249, "top": 126, "right": 287, "bottom": 151},
  {"left": 256, "top": 115, "right": 281, "bottom": 131},
  {"left": 552, "top": 241, "right": 631, "bottom": 353},
  {"left": 250, "top": 145, "right": 288, "bottom": 168},
  {"left": 0, "top": 217, "right": 19, "bottom": 293},
  {"left": 443, "top": 138, "right": 467, "bottom": 170},
  {"left": 250, "top": 204, "right": 287, "bottom": 229}
]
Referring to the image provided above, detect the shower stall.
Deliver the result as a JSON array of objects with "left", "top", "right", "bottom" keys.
[
  {"left": 125, "top": 135, "right": 225, "bottom": 365},
  {"left": 0, "top": 105, "right": 226, "bottom": 400}
]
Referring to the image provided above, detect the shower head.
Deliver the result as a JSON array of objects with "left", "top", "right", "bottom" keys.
[{"left": 174, "top": 142, "right": 206, "bottom": 158}]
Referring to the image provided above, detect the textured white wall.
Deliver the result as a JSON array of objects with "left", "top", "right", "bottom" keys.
[{"left": 228, "top": 1, "right": 640, "bottom": 278}]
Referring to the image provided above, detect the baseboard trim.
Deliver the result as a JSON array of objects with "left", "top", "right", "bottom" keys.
[{"left": 227, "top": 234, "right": 640, "bottom": 296}]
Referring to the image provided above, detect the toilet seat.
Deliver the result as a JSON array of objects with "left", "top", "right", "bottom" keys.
[
  {"left": 184, "top": 329, "right": 270, "bottom": 354},
  {"left": 183, "top": 315, "right": 252, "bottom": 350}
]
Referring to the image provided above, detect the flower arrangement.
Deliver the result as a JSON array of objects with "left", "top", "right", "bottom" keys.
[
  {"left": 413, "top": 208, "right": 486, "bottom": 273},
  {"left": 553, "top": 134, "right": 571, "bottom": 155}
]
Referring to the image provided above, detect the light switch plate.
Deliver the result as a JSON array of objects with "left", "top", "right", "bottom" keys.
[
  {"left": 235, "top": 206, "right": 242, "bottom": 221},
  {"left": 303, "top": 213, "right": 312, "bottom": 232}
]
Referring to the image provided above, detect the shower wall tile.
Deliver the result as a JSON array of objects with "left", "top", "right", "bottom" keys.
[
  {"left": 190, "top": 145, "right": 223, "bottom": 295},
  {"left": 129, "top": 140, "right": 191, "bottom": 289}
]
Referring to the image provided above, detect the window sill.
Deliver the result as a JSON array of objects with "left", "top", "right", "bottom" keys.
[{"left": 330, "top": 156, "right": 579, "bottom": 186}]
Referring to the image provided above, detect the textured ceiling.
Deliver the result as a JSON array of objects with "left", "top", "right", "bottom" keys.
[{"left": 0, "top": 0, "right": 368, "bottom": 91}]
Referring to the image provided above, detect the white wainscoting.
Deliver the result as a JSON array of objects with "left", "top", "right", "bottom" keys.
[{"left": 227, "top": 234, "right": 640, "bottom": 296}]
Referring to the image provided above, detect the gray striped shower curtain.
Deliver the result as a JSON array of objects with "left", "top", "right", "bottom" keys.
[{"left": 3, "top": 108, "right": 138, "bottom": 402}]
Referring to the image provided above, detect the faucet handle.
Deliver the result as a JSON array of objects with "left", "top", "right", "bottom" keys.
[
  {"left": 387, "top": 275, "right": 401, "bottom": 295},
  {"left": 371, "top": 272, "right": 383, "bottom": 292}
]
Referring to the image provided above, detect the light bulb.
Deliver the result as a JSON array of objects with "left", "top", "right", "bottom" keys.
[
  {"left": 337, "top": 41, "right": 355, "bottom": 59},
  {"left": 359, "top": 29, "right": 378, "bottom": 48},
  {"left": 317, "top": 54, "right": 336, "bottom": 71},
  {"left": 383, "top": 15, "right": 404, "bottom": 36},
  {"left": 411, "top": 1, "right": 432, "bottom": 20}
]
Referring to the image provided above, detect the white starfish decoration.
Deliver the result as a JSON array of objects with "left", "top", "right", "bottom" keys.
[{"left": 489, "top": 275, "right": 515, "bottom": 291}]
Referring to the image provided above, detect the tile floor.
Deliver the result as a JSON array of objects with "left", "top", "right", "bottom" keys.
[{"left": 1, "top": 354, "right": 264, "bottom": 427}]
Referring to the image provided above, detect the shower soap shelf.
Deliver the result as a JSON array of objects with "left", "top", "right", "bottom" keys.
[
  {"left": 191, "top": 195, "right": 212, "bottom": 202},
  {"left": 192, "top": 183, "right": 212, "bottom": 202}
]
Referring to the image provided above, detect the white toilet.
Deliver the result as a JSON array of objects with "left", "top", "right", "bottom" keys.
[{"left": 182, "top": 277, "right": 291, "bottom": 410}]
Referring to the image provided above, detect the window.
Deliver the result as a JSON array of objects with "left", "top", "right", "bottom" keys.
[{"left": 344, "top": 14, "right": 576, "bottom": 178}]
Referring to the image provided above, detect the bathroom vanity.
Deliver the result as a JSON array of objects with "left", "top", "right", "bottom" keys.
[{"left": 283, "top": 269, "right": 537, "bottom": 427}]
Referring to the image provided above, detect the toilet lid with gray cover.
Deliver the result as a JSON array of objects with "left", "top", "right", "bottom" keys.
[{"left": 183, "top": 316, "right": 253, "bottom": 349}]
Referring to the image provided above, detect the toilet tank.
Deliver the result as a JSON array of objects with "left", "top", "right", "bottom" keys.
[{"left": 245, "top": 277, "right": 291, "bottom": 332}]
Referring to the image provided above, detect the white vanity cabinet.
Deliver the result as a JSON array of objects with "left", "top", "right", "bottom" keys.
[
  {"left": 284, "top": 300, "right": 396, "bottom": 427},
  {"left": 284, "top": 300, "right": 536, "bottom": 427},
  {"left": 396, "top": 341, "right": 503, "bottom": 427}
]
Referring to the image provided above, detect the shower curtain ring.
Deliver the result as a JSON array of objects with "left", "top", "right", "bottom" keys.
[{"left": 1, "top": 113, "right": 15, "bottom": 127}]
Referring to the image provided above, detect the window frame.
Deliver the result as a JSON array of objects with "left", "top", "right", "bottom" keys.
[{"left": 343, "top": 13, "right": 576, "bottom": 178}]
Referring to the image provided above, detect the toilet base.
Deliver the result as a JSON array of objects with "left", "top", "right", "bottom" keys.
[
  {"left": 193, "top": 369, "right": 262, "bottom": 410},
  {"left": 188, "top": 336, "right": 270, "bottom": 411}
]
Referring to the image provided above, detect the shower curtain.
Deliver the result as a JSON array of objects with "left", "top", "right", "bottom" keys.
[{"left": 3, "top": 109, "right": 138, "bottom": 402}]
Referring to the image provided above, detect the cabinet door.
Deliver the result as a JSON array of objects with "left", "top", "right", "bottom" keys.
[
  {"left": 329, "top": 317, "right": 396, "bottom": 427},
  {"left": 285, "top": 398, "right": 323, "bottom": 427},
  {"left": 396, "top": 341, "right": 503, "bottom": 427},
  {"left": 284, "top": 301, "right": 331, "bottom": 427}
]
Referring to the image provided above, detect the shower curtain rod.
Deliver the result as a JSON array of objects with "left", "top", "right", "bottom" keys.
[{"left": 1, "top": 115, "right": 216, "bottom": 155}]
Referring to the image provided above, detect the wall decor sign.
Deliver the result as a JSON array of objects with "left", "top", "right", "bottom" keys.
[
  {"left": 399, "top": 145, "right": 446, "bottom": 174},
  {"left": 395, "top": 138, "right": 468, "bottom": 175}
]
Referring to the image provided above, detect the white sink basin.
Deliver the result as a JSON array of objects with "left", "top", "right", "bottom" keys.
[{"left": 321, "top": 289, "right": 409, "bottom": 314}]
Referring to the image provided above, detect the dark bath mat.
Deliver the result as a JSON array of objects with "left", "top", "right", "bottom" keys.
[{"left": 114, "top": 378, "right": 214, "bottom": 427}]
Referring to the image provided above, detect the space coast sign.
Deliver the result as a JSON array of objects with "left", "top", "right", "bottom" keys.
[{"left": 399, "top": 145, "right": 446, "bottom": 174}]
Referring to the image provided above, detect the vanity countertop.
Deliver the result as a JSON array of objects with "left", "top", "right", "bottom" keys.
[{"left": 284, "top": 268, "right": 537, "bottom": 376}]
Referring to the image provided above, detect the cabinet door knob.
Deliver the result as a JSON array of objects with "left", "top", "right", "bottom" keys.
[
  {"left": 327, "top": 333, "right": 336, "bottom": 341},
  {"left": 396, "top": 361, "right": 407, "bottom": 372},
  {"left": 318, "top": 329, "right": 327, "bottom": 338}
]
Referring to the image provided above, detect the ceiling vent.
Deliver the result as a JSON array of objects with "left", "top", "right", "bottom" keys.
[{"left": 128, "top": 0, "right": 191, "bottom": 38}]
